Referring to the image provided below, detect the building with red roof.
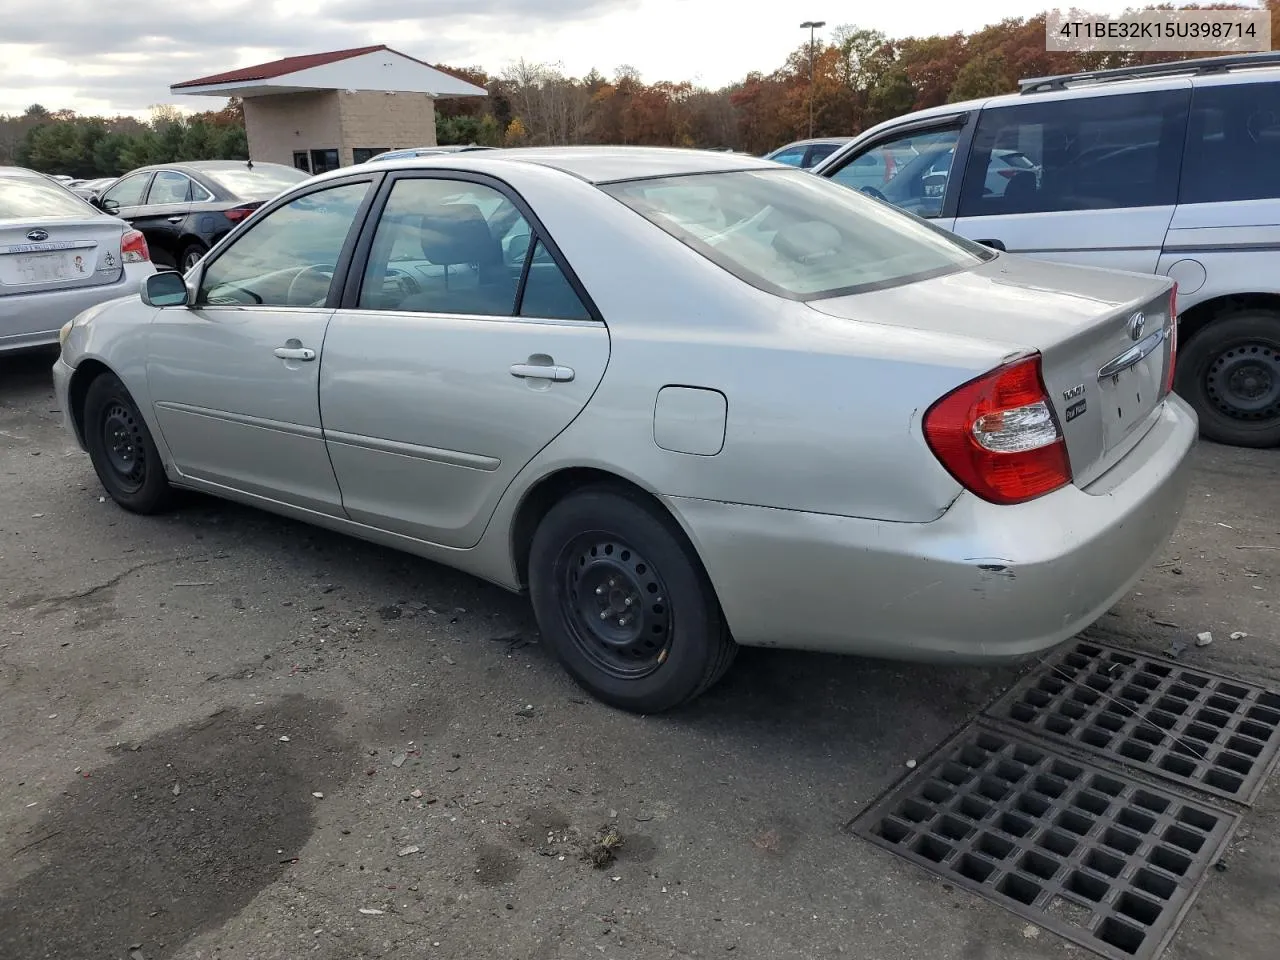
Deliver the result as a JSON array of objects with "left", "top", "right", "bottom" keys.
[{"left": 171, "top": 45, "right": 487, "bottom": 173}]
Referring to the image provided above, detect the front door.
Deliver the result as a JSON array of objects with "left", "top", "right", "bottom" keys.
[
  {"left": 145, "top": 177, "right": 376, "bottom": 514},
  {"left": 320, "top": 173, "right": 610, "bottom": 549},
  {"left": 948, "top": 86, "right": 1193, "bottom": 274}
]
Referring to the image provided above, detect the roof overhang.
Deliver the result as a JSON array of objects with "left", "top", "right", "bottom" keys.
[{"left": 171, "top": 47, "right": 487, "bottom": 100}]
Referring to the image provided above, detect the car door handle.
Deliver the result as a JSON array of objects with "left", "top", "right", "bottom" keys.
[
  {"left": 274, "top": 346, "right": 316, "bottom": 361},
  {"left": 166, "top": 216, "right": 183, "bottom": 223},
  {"left": 510, "top": 362, "right": 574, "bottom": 382}
]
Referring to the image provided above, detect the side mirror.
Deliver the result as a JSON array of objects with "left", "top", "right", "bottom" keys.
[{"left": 140, "top": 269, "right": 190, "bottom": 307}]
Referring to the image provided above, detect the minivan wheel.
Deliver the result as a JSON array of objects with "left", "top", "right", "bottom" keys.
[
  {"left": 1177, "top": 311, "right": 1280, "bottom": 448},
  {"left": 83, "top": 373, "right": 174, "bottom": 514},
  {"left": 527, "top": 487, "right": 737, "bottom": 714}
]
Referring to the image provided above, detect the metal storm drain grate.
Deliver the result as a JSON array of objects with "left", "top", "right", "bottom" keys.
[
  {"left": 983, "top": 641, "right": 1280, "bottom": 805},
  {"left": 853, "top": 726, "right": 1238, "bottom": 960}
]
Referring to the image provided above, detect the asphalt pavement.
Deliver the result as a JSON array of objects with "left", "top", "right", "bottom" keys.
[{"left": 1, "top": 346, "right": 1277, "bottom": 960}]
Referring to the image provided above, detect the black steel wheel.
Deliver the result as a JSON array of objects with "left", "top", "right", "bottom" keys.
[
  {"left": 1177, "top": 311, "right": 1280, "bottom": 449},
  {"left": 558, "top": 534, "right": 673, "bottom": 681},
  {"left": 528, "top": 486, "right": 736, "bottom": 714},
  {"left": 83, "top": 372, "right": 174, "bottom": 513}
]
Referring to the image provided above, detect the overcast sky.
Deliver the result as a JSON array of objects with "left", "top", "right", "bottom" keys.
[{"left": 0, "top": 0, "right": 1205, "bottom": 117}]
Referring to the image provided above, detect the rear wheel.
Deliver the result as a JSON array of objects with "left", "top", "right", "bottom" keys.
[
  {"left": 181, "top": 243, "right": 208, "bottom": 273},
  {"left": 1176, "top": 311, "right": 1280, "bottom": 448},
  {"left": 528, "top": 487, "right": 736, "bottom": 714},
  {"left": 83, "top": 373, "right": 174, "bottom": 514}
]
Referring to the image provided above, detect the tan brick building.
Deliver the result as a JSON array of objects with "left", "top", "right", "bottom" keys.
[{"left": 170, "top": 45, "right": 487, "bottom": 174}]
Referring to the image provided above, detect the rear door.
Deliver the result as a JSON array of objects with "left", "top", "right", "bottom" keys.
[
  {"left": 320, "top": 172, "right": 610, "bottom": 549},
  {"left": 949, "top": 85, "right": 1192, "bottom": 271}
]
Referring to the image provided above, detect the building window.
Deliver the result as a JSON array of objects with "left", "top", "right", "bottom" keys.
[
  {"left": 309, "top": 149, "right": 341, "bottom": 174},
  {"left": 292, "top": 151, "right": 311, "bottom": 173},
  {"left": 353, "top": 148, "right": 390, "bottom": 164}
]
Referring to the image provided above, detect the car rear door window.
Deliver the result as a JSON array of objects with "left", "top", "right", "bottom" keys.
[
  {"left": 804, "top": 143, "right": 841, "bottom": 167},
  {"left": 1179, "top": 79, "right": 1280, "bottom": 205},
  {"left": 957, "top": 89, "right": 1190, "bottom": 218},
  {"left": 196, "top": 181, "right": 370, "bottom": 307},
  {"left": 147, "top": 171, "right": 193, "bottom": 204},
  {"left": 358, "top": 178, "right": 529, "bottom": 317},
  {"left": 517, "top": 238, "right": 591, "bottom": 321}
]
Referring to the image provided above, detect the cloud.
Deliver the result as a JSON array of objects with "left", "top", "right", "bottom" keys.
[{"left": 0, "top": 0, "right": 628, "bottom": 115}]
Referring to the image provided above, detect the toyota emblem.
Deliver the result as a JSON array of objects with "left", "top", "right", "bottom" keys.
[
  {"left": 1126, "top": 312, "right": 1146, "bottom": 341},
  {"left": 26, "top": 229, "right": 49, "bottom": 242}
]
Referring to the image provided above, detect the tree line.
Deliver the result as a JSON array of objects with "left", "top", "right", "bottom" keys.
[{"left": 4, "top": 3, "right": 1276, "bottom": 178}]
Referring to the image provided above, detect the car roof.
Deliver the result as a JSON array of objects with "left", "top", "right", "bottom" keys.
[
  {"left": 130, "top": 160, "right": 298, "bottom": 176},
  {"left": 0, "top": 165, "right": 50, "bottom": 180},
  {"left": 415, "top": 145, "right": 781, "bottom": 184},
  {"left": 772, "top": 137, "right": 853, "bottom": 148}
]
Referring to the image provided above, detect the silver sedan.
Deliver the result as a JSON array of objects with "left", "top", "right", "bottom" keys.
[
  {"left": 52, "top": 147, "right": 1197, "bottom": 713},
  {"left": 1, "top": 166, "right": 157, "bottom": 354}
]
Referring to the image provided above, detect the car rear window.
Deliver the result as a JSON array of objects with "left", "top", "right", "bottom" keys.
[
  {"left": 0, "top": 176, "right": 95, "bottom": 219},
  {"left": 600, "top": 168, "right": 992, "bottom": 300},
  {"left": 202, "top": 166, "right": 310, "bottom": 200}
]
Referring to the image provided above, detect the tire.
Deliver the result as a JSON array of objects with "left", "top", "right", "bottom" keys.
[
  {"left": 1175, "top": 311, "right": 1280, "bottom": 449},
  {"left": 180, "top": 243, "right": 208, "bottom": 273},
  {"left": 82, "top": 373, "right": 174, "bottom": 514},
  {"left": 527, "top": 486, "right": 737, "bottom": 714}
]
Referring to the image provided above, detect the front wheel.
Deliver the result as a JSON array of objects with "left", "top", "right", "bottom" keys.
[
  {"left": 528, "top": 487, "right": 737, "bottom": 714},
  {"left": 1175, "top": 311, "right": 1280, "bottom": 448},
  {"left": 82, "top": 373, "right": 174, "bottom": 514}
]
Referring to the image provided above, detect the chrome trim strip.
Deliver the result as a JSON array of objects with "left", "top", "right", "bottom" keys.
[
  {"left": 324, "top": 429, "right": 500, "bottom": 471},
  {"left": 154, "top": 401, "right": 324, "bottom": 439},
  {"left": 1097, "top": 328, "right": 1166, "bottom": 381}
]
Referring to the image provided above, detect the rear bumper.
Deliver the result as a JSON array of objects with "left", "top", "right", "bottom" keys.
[
  {"left": 668, "top": 395, "right": 1198, "bottom": 663},
  {"left": 0, "top": 263, "right": 153, "bottom": 353}
]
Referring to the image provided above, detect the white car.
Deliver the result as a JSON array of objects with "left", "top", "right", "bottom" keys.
[{"left": 1, "top": 166, "right": 157, "bottom": 354}]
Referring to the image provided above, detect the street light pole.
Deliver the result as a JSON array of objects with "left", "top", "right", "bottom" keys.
[{"left": 800, "top": 19, "right": 826, "bottom": 139}]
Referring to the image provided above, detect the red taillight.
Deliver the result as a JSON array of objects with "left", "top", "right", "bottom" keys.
[
  {"left": 225, "top": 205, "right": 257, "bottom": 223},
  {"left": 1164, "top": 282, "right": 1179, "bottom": 396},
  {"left": 923, "top": 354, "right": 1072, "bottom": 506},
  {"left": 997, "top": 168, "right": 1018, "bottom": 179},
  {"left": 120, "top": 229, "right": 149, "bottom": 263}
]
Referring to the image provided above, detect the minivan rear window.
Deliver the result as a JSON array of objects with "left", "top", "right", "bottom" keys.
[
  {"left": 601, "top": 168, "right": 993, "bottom": 300},
  {"left": 1180, "top": 79, "right": 1280, "bottom": 205}
]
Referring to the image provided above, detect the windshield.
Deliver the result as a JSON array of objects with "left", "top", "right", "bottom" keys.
[
  {"left": 0, "top": 176, "right": 96, "bottom": 219},
  {"left": 600, "top": 168, "right": 991, "bottom": 299},
  {"left": 203, "top": 165, "right": 310, "bottom": 200}
]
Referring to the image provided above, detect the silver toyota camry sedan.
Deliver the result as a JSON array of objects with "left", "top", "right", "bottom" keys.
[{"left": 52, "top": 147, "right": 1196, "bottom": 713}]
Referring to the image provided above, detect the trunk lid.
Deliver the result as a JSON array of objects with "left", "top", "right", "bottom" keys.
[
  {"left": 0, "top": 217, "right": 128, "bottom": 296},
  {"left": 806, "top": 254, "right": 1177, "bottom": 487}
]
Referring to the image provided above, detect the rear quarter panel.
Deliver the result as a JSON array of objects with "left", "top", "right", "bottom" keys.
[{"left": 467, "top": 163, "right": 1021, "bottom": 537}]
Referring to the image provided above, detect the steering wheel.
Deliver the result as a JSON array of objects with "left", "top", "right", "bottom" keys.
[
  {"left": 286, "top": 264, "right": 335, "bottom": 306},
  {"left": 860, "top": 185, "right": 888, "bottom": 202}
]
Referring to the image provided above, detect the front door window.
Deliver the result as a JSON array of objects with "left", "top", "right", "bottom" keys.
[
  {"left": 826, "top": 128, "right": 962, "bottom": 218},
  {"left": 197, "top": 181, "right": 370, "bottom": 307}
]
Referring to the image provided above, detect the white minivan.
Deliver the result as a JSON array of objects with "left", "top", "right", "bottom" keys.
[{"left": 813, "top": 51, "right": 1280, "bottom": 448}]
